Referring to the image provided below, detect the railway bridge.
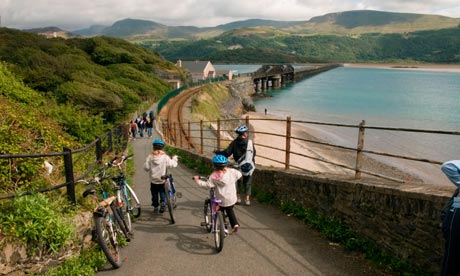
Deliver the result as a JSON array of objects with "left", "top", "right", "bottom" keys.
[{"left": 250, "top": 63, "right": 342, "bottom": 91}]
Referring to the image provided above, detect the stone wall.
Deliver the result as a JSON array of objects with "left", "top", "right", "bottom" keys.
[{"left": 177, "top": 148, "right": 452, "bottom": 275}]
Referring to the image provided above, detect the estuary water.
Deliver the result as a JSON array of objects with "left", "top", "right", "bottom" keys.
[{"left": 216, "top": 64, "right": 460, "bottom": 185}]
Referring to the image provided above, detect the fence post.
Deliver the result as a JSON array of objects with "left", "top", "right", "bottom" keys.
[
  {"left": 187, "top": 121, "right": 191, "bottom": 150},
  {"left": 245, "top": 115, "right": 249, "bottom": 127},
  {"left": 63, "top": 147, "right": 76, "bottom": 204},
  {"left": 162, "top": 121, "right": 167, "bottom": 143},
  {"left": 355, "top": 120, "right": 366, "bottom": 179},
  {"left": 95, "top": 136, "right": 103, "bottom": 163},
  {"left": 285, "top": 116, "right": 291, "bottom": 170},
  {"left": 107, "top": 130, "right": 113, "bottom": 153},
  {"left": 200, "top": 120, "right": 204, "bottom": 154},
  {"left": 179, "top": 122, "right": 183, "bottom": 148},
  {"left": 217, "top": 118, "right": 221, "bottom": 150},
  {"left": 173, "top": 122, "right": 177, "bottom": 146}
]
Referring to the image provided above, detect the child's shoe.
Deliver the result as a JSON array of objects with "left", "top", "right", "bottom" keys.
[
  {"left": 233, "top": 224, "right": 239, "bottom": 233},
  {"left": 236, "top": 198, "right": 242, "bottom": 205},
  {"left": 159, "top": 203, "right": 165, "bottom": 213},
  {"left": 153, "top": 207, "right": 159, "bottom": 214},
  {"left": 245, "top": 200, "right": 251, "bottom": 206}
]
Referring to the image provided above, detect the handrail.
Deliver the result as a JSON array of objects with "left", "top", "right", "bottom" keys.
[
  {"left": 0, "top": 126, "right": 128, "bottom": 203},
  {"left": 161, "top": 116, "right": 458, "bottom": 183}
]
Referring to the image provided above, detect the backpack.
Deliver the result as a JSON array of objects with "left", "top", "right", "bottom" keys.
[{"left": 238, "top": 140, "right": 255, "bottom": 176}]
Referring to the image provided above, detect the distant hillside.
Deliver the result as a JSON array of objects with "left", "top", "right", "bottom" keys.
[
  {"left": 146, "top": 27, "right": 460, "bottom": 64},
  {"left": 72, "top": 10, "right": 460, "bottom": 40},
  {"left": 23, "top": 26, "right": 79, "bottom": 38},
  {"left": 295, "top": 10, "right": 460, "bottom": 34}
]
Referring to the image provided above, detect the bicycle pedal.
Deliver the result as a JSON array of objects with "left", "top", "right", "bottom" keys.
[{"left": 176, "top": 192, "right": 182, "bottom": 198}]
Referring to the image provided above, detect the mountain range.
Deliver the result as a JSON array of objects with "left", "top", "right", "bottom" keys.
[{"left": 25, "top": 10, "right": 460, "bottom": 40}]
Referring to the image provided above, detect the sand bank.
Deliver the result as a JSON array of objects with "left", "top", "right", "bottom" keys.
[{"left": 343, "top": 63, "right": 460, "bottom": 73}]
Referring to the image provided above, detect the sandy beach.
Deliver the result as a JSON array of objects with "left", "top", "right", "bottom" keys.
[{"left": 343, "top": 63, "right": 460, "bottom": 73}]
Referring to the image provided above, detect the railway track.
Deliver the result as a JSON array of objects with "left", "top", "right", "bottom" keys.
[{"left": 165, "top": 86, "right": 202, "bottom": 149}]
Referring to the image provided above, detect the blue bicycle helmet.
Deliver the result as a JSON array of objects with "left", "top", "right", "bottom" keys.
[
  {"left": 152, "top": 139, "right": 165, "bottom": 149},
  {"left": 235, "top": 125, "right": 249, "bottom": 134},
  {"left": 212, "top": 154, "right": 228, "bottom": 165}
]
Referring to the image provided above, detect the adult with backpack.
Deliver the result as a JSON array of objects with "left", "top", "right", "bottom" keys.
[
  {"left": 215, "top": 125, "right": 255, "bottom": 206},
  {"left": 440, "top": 160, "right": 460, "bottom": 275}
]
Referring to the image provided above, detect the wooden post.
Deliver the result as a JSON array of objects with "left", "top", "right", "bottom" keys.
[
  {"left": 285, "top": 116, "right": 291, "bottom": 170},
  {"left": 200, "top": 120, "right": 204, "bottom": 154},
  {"left": 179, "top": 122, "right": 183, "bottom": 148},
  {"left": 217, "top": 118, "right": 221, "bottom": 150},
  {"left": 187, "top": 121, "right": 191, "bottom": 150},
  {"left": 173, "top": 122, "right": 177, "bottom": 146},
  {"left": 245, "top": 115, "right": 249, "bottom": 127},
  {"left": 63, "top": 147, "right": 76, "bottom": 204},
  {"left": 95, "top": 136, "right": 102, "bottom": 163},
  {"left": 355, "top": 120, "right": 366, "bottom": 179}
]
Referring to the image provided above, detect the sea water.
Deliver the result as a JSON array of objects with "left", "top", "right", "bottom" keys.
[{"left": 250, "top": 66, "right": 460, "bottom": 186}]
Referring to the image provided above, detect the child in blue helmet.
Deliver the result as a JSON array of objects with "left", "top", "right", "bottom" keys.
[
  {"left": 193, "top": 154, "right": 242, "bottom": 233},
  {"left": 144, "top": 139, "right": 178, "bottom": 214}
]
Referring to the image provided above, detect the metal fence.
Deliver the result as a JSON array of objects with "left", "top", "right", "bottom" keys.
[
  {"left": 0, "top": 126, "right": 128, "bottom": 203},
  {"left": 160, "top": 116, "right": 460, "bottom": 183}
]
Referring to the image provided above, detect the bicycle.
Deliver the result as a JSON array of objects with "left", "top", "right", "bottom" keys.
[
  {"left": 78, "top": 174, "right": 130, "bottom": 268},
  {"left": 196, "top": 176, "right": 227, "bottom": 253},
  {"left": 110, "top": 154, "right": 141, "bottom": 233},
  {"left": 161, "top": 174, "right": 182, "bottom": 224}
]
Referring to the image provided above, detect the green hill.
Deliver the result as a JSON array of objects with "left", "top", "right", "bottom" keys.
[
  {"left": 0, "top": 27, "right": 185, "bottom": 131},
  {"left": 74, "top": 10, "right": 460, "bottom": 40}
]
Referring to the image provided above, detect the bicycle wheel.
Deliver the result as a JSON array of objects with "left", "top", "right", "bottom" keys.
[
  {"left": 214, "top": 211, "right": 225, "bottom": 253},
  {"left": 165, "top": 184, "right": 175, "bottom": 224},
  {"left": 94, "top": 210, "right": 122, "bottom": 268},
  {"left": 110, "top": 202, "right": 130, "bottom": 241},
  {"left": 203, "top": 199, "right": 212, "bottom": 233},
  {"left": 119, "top": 189, "right": 133, "bottom": 233},
  {"left": 125, "top": 183, "right": 141, "bottom": 218}
]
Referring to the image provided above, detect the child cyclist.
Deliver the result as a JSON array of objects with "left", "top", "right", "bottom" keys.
[
  {"left": 193, "top": 154, "right": 242, "bottom": 233},
  {"left": 144, "top": 139, "right": 178, "bottom": 214}
]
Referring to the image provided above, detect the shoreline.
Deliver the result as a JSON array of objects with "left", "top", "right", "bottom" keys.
[{"left": 343, "top": 63, "right": 460, "bottom": 73}]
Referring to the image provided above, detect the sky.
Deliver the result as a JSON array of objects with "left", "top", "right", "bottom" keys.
[{"left": 1, "top": 0, "right": 460, "bottom": 31}]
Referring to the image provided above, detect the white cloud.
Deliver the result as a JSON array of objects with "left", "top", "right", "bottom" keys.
[{"left": 1, "top": 0, "right": 459, "bottom": 30}]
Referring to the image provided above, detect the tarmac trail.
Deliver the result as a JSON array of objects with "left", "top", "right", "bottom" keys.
[{"left": 96, "top": 130, "right": 391, "bottom": 276}]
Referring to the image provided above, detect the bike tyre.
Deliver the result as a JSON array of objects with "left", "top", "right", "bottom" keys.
[
  {"left": 110, "top": 202, "right": 130, "bottom": 241},
  {"left": 119, "top": 189, "right": 133, "bottom": 233},
  {"left": 165, "top": 185, "right": 175, "bottom": 224},
  {"left": 126, "top": 184, "right": 141, "bottom": 218},
  {"left": 214, "top": 211, "right": 225, "bottom": 253},
  {"left": 203, "top": 199, "right": 212, "bottom": 233},
  {"left": 94, "top": 211, "right": 122, "bottom": 268}
]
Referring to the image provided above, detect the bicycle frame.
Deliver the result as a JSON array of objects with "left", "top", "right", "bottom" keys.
[
  {"left": 202, "top": 185, "right": 226, "bottom": 252},
  {"left": 162, "top": 174, "right": 181, "bottom": 224}
]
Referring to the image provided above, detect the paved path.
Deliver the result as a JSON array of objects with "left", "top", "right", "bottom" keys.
[{"left": 97, "top": 132, "right": 390, "bottom": 276}]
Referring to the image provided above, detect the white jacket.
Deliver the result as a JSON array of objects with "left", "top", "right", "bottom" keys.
[
  {"left": 196, "top": 168, "right": 242, "bottom": 207},
  {"left": 143, "top": 151, "right": 178, "bottom": 184}
]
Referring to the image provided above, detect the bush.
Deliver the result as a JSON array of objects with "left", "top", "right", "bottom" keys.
[{"left": 0, "top": 193, "right": 75, "bottom": 255}]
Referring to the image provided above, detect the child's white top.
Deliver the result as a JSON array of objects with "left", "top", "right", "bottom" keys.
[{"left": 197, "top": 168, "right": 242, "bottom": 207}]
